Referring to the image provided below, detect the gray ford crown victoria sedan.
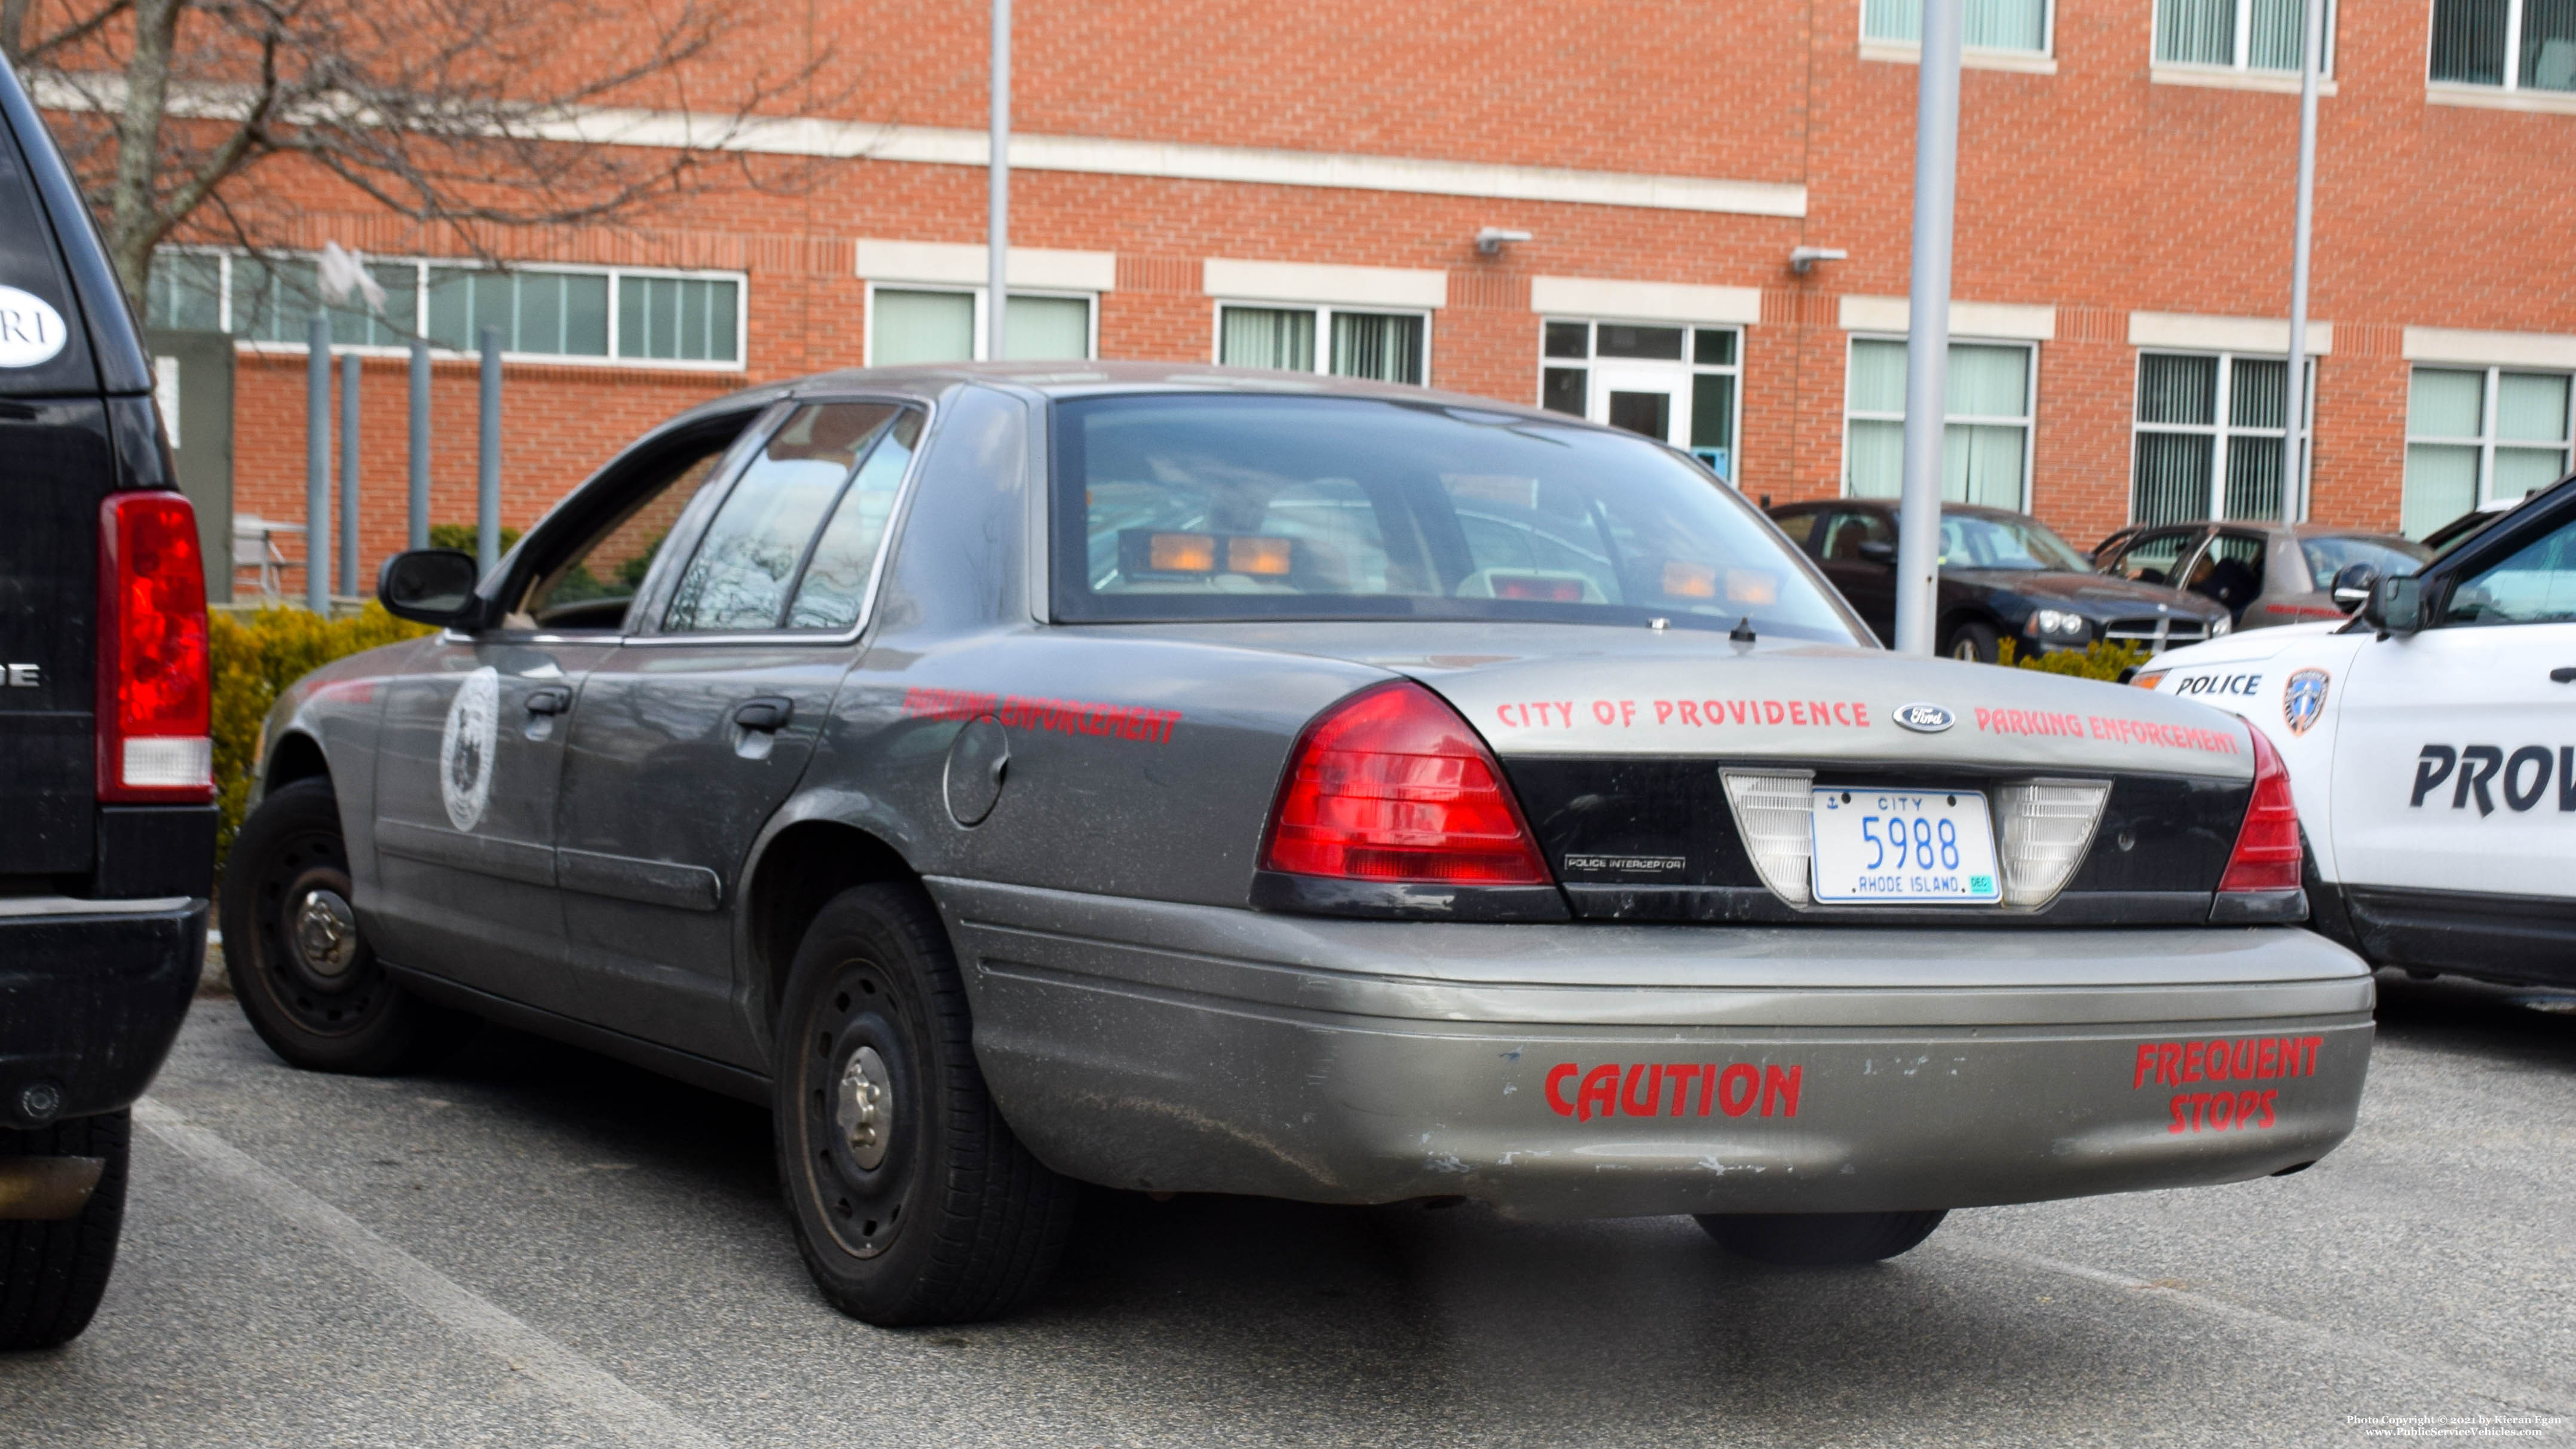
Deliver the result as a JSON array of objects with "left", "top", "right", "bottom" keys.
[{"left": 224, "top": 364, "right": 2373, "bottom": 1325}]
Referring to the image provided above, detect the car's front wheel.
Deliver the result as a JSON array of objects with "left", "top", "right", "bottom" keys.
[
  {"left": 220, "top": 777, "right": 474, "bottom": 1074},
  {"left": 1696, "top": 1209, "right": 1947, "bottom": 1266},
  {"left": 1944, "top": 621, "right": 2001, "bottom": 663},
  {"left": 773, "top": 882, "right": 1074, "bottom": 1326}
]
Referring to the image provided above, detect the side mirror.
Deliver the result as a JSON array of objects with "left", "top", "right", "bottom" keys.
[
  {"left": 2363, "top": 574, "right": 2425, "bottom": 636},
  {"left": 1857, "top": 539, "right": 1897, "bottom": 565},
  {"left": 2329, "top": 561, "right": 2379, "bottom": 614},
  {"left": 377, "top": 549, "right": 482, "bottom": 626}
]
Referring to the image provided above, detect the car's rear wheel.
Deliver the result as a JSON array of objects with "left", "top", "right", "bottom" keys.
[
  {"left": 773, "top": 883, "right": 1073, "bottom": 1326},
  {"left": 1944, "top": 621, "right": 2001, "bottom": 663},
  {"left": 1695, "top": 1209, "right": 1947, "bottom": 1266},
  {"left": 220, "top": 777, "right": 474, "bottom": 1074},
  {"left": 0, "top": 1110, "right": 130, "bottom": 1350}
]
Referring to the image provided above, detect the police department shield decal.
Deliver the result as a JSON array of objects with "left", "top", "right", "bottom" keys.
[
  {"left": 2283, "top": 668, "right": 2329, "bottom": 737},
  {"left": 440, "top": 667, "right": 500, "bottom": 831}
]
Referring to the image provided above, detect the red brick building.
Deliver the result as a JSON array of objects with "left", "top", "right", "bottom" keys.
[{"left": 120, "top": 0, "right": 2576, "bottom": 596}]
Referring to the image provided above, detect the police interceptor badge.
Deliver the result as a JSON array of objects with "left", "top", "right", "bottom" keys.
[
  {"left": 1892, "top": 702, "right": 1955, "bottom": 733},
  {"left": 2283, "top": 668, "right": 2329, "bottom": 737}
]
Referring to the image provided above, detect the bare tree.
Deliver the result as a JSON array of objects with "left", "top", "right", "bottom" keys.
[{"left": 5, "top": 0, "right": 830, "bottom": 302}]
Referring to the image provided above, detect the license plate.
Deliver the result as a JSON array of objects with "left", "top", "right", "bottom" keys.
[{"left": 1809, "top": 788, "right": 2002, "bottom": 904}]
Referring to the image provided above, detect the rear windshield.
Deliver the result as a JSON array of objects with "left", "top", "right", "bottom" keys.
[
  {"left": 1049, "top": 394, "right": 1859, "bottom": 641},
  {"left": 2301, "top": 534, "right": 2427, "bottom": 584},
  {"left": 1938, "top": 513, "right": 2090, "bottom": 572}
]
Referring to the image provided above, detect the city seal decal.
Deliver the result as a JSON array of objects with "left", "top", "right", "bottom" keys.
[
  {"left": 2283, "top": 668, "right": 2330, "bottom": 737},
  {"left": 0, "top": 286, "right": 69, "bottom": 368},
  {"left": 439, "top": 667, "right": 501, "bottom": 832},
  {"left": 1891, "top": 701, "right": 1955, "bottom": 733}
]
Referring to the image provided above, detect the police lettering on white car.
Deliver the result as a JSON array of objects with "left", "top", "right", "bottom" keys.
[{"left": 2138, "top": 474, "right": 2576, "bottom": 987}]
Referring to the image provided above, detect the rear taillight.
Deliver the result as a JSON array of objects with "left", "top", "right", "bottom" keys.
[
  {"left": 1261, "top": 681, "right": 1551, "bottom": 885},
  {"left": 2218, "top": 727, "right": 2300, "bottom": 893},
  {"left": 96, "top": 491, "right": 213, "bottom": 803}
]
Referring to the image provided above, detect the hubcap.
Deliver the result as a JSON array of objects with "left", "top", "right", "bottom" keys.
[
  {"left": 293, "top": 888, "right": 360, "bottom": 978},
  {"left": 835, "top": 1045, "right": 894, "bottom": 1171}
]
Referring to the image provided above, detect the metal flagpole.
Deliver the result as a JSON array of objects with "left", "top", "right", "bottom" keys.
[
  {"left": 1894, "top": 0, "right": 1963, "bottom": 656},
  {"left": 2281, "top": 0, "right": 2324, "bottom": 526},
  {"left": 477, "top": 326, "right": 502, "bottom": 579},
  {"left": 408, "top": 335, "right": 430, "bottom": 552},
  {"left": 987, "top": 0, "right": 1010, "bottom": 363},
  {"left": 305, "top": 314, "right": 332, "bottom": 614},
  {"left": 339, "top": 351, "right": 360, "bottom": 596}
]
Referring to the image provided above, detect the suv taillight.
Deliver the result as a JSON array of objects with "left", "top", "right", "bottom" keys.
[
  {"left": 1261, "top": 681, "right": 1551, "bottom": 885},
  {"left": 2218, "top": 727, "right": 2300, "bottom": 893},
  {"left": 96, "top": 492, "right": 213, "bottom": 803}
]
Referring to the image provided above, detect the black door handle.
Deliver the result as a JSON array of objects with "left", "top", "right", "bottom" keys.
[
  {"left": 2551, "top": 667, "right": 2576, "bottom": 684},
  {"left": 734, "top": 697, "right": 794, "bottom": 732},
  {"left": 526, "top": 687, "right": 572, "bottom": 715}
]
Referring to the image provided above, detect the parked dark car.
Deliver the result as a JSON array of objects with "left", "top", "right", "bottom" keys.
[
  {"left": 2093, "top": 522, "right": 2428, "bottom": 630},
  {"left": 1766, "top": 499, "right": 2230, "bottom": 660},
  {"left": 2419, "top": 498, "right": 2525, "bottom": 559},
  {"left": 0, "top": 58, "right": 213, "bottom": 1349}
]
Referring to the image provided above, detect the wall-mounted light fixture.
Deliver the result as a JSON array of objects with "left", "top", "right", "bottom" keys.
[
  {"left": 1788, "top": 246, "right": 1848, "bottom": 276},
  {"left": 1477, "top": 227, "right": 1533, "bottom": 256}
]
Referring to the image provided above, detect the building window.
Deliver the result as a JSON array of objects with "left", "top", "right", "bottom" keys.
[
  {"left": 1843, "top": 337, "right": 2035, "bottom": 511},
  {"left": 1215, "top": 302, "right": 1426, "bottom": 385},
  {"left": 1537, "top": 319, "right": 1742, "bottom": 481},
  {"left": 1863, "top": 0, "right": 2050, "bottom": 52},
  {"left": 865, "top": 286, "right": 1095, "bottom": 364},
  {"left": 2154, "top": 0, "right": 2332, "bottom": 72},
  {"left": 2431, "top": 0, "right": 2576, "bottom": 91},
  {"left": 2130, "top": 353, "right": 2312, "bottom": 525},
  {"left": 141, "top": 249, "right": 745, "bottom": 365},
  {"left": 2403, "top": 366, "right": 2574, "bottom": 537}
]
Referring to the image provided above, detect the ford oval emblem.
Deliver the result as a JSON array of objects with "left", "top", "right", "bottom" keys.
[{"left": 1892, "top": 701, "right": 1955, "bottom": 733}]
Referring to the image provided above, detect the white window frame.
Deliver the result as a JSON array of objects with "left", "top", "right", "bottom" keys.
[
  {"left": 1210, "top": 299, "right": 1434, "bottom": 384},
  {"left": 2405, "top": 363, "right": 2576, "bottom": 510},
  {"left": 2128, "top": 350, "right": 2315, "bottom": 523},
  {"left": 1858, "top": 0, "right": 2057, "bottom": 69},
  {"left": 1534, "top": 317, "right": 1745, "bottom": 481},
  {"left": 2426, "top": 0, "right": 2576, "bottom": 97},
  {"left": 2149, "top": 0, "right": 2338, "bottom": 86},
  {"left": 859, "top": 281, "right": 1099, "bottom": 366},
  {"left": 146, "top": 246, "right": 749, "bottom": 370},
  {"left": 1840, "top": 334, "right": 2040, "bottom": 513}
]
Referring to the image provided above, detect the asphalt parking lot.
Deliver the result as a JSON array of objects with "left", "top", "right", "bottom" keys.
[{"left": 4, "top": 970, "right": 2572, "bottom": 1448}]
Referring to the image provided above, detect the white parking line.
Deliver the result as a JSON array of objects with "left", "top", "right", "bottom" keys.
[
  {"left": 1944, "top": 1239, "right": 2576, "bottom": 1417},
  {"left": 132, "top": 1097, "right": 728, "bottom": 1449}
]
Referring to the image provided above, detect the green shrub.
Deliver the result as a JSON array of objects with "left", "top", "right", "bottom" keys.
[
  {"left": 1997, "top": 636, "right": 2151, "bottom": 681},
  {"left": 212, "top": 604, "right": 432, "bottom": 869},
  {"left": 426, "top": 521, "right": 521, "bottom": 557}
]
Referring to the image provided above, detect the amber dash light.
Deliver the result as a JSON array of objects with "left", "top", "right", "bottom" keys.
[
  {"left": 1228, "top": 535, "right": 1294, "bottom": 575},
  {"left": 1662, "top": 560, "right": 1717, "bottom": 599},
  {"left": 1261, "top": 681, "right": 1551, "bottom": 885},
  {"left": 96, "top": 491, "right": 213, "bottom": 803},
  {"left": 1148, "top": 532, "right": 1218, "bottom": 572},
  {"left": 2218, "top": 727, "right": 2301, "bottom": 892}
]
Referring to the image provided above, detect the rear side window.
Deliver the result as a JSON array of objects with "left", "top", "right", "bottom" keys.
[
  {"left": 0, "top": 105, "right": 95, "bottom": 395},
  {"left": 661, "top": 402, "right": 916, "bottom": 633},
  {"left": 1052, "top": 394, "right": 1858, "bottom": 642},
  {"left": 786, "top": 411, "right": 921, "bottom": 629}
]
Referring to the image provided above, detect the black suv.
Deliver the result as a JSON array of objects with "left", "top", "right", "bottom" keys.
[
  {"left": 1767, "top": 498, "right": 2231, "bottom": 660},
  {"left": 0, "top": 59, "right": 213, "bottom": 1348}
]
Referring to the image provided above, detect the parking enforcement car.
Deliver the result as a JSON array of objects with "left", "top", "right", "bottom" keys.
[
  {"left": 2139, "top": 473, "right": 2576, "bottom": 988},
  {"left": 225, "top": 364, "right": 2373, "bottom": 1326}
]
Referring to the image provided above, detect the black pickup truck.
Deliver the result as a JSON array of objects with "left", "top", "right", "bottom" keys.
[{"left": 0, "top": 58, "right": 214, "bottom": 1349}]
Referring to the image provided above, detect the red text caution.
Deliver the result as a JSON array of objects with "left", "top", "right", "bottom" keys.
[
  {"left": 1544, "top": 1062, "right": 1802, "bottom": 1122},
  {"left": 902, "top": 687, "right": 1181, "bottom": 743},
  {"left": 2133, "top": 1034, "right": 2322, "bottom": 1137}
]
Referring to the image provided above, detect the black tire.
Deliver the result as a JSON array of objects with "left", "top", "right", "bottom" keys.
[
  {"left": 773, "top": 882, "right": 1074, "bottom": 1326},
  {"left": 0, "top": 1111, "right": 130, "bottom": 1350},
  {"left": 219, "top": 777, "right": 475, "bottom": 1074},
  {"left": 1695, "top": 1209, "right": 1948, "bottom": 1266},
  {"left": 1944, "top": 621, "right": 2001, "bottom": 663}
]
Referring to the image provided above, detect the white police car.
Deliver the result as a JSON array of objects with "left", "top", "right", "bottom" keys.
[{"left": 2137, "top": 476, "right": 2576, "bottom": 987}]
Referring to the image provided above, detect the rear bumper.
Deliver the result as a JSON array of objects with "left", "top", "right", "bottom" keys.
[
  {"left": 932, "top": 878, "right": 2373, "bottom": 1218},
  {"left": 0, "top": 895, "right": 206, "bottom": 1126}
]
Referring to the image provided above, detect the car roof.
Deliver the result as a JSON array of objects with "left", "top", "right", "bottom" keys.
[{"left": 651, "top": 360, "right": 1649, "bottom": 449}]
